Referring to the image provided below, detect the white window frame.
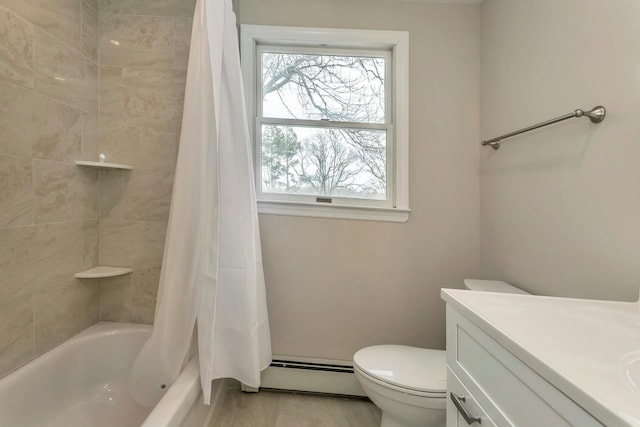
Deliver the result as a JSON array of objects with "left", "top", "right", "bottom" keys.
[{"left": 241, "top": 25, "right": 410, "bottom": 222}]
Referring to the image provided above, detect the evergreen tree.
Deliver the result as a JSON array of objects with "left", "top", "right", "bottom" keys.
[{"left": 262, "top": 126, "right": 300, "bottom": 192}]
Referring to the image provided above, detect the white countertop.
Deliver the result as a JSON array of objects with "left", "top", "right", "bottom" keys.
[{"left": 441, "top": 289, "right": 640, "bottom": 427}]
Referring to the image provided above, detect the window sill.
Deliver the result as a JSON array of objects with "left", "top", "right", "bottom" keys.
[{"left": 257, "top": 200, "right": 410, "bottom": 223}]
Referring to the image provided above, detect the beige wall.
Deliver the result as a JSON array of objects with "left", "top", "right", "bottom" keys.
[
  {"left": 0, "top": 0, "right": 100, "bottom": 377},
  {"left": 480, "top": 0, "right": 640, "bottom": 300},
  {"left": 240, "top": 0, "right": 481, "bottom": 360},
  {"left": 97, "top": 0, "right": 195, "bottom": 323}
]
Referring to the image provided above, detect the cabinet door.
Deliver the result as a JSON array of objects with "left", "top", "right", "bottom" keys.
[
  {"left": 447, "top": 368, "right": 499, "bottom": 427},
  {"left": 446, "top": 307, "right": 604, "bottom": 427}
]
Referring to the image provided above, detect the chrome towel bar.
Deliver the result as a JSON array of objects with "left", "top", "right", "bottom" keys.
[{"left": 481, "top": 105, "right": 606, "bottom": 150}]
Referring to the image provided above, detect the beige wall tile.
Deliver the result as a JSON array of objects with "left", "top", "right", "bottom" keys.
[
  {"left": 99, "top": 220, "right": 167, "bottom": 268},
  {"left": 122, "top": 68, "right": 187, "bottom": 133},
  {"left": 99, "top": 64, "right": 122, "bottom": 92},
  {"left": 99, "top": 0, "right": 121, "bottom": 15},
  {"left": 98, "top": 274, "right": 130, "bottom": 321},
  {"left": 0, "top": 80, "right": 81, "bottom": 162},
  {"left": 95, "top": 0, "right": 193, "bottom": 326},
  {"left": 34, "top": 29, "right": 98, "bottom": 114},
  {"left": 99, "top": 169, "right": 126, "bottom": 220},
  {"left": 82, "top": 219, "right": 99, "bottom": 270},
  {"left": 173, "top": 17, "right": 192, "bottom": 70},
  {"left": 0, "top": 0, "right": 102, "bottom": 374},
  {"left": 121, "top": 0, "right": 196, "bottom": 18},
  {"left": 36, "top": 103, "right": 82, "bottom": 160},
  {"left": 81, "top": 1, "right": 99, "bottom": 61},
  {"left": 0, "top": 222, "right": 82, "bottom": 301},
  {"left": 81, "top": 113, "right": 99, "bottom": 161},
  {"left": 34, "top": 279, "right": 99, "bottom": 354},
  {"left": 0, "top": 293, "right": 34, "bottom": 377},
  {"left": 138, "top": 131, "right": 179, "bottom": 170},
  {"left": 84, "top": 0, "right": 98, "bottom": 12},
  {"left": 0, "top": 0, "right": 82, "bottom": 52},
  {"left": 99, "top": 268, "right": 160, "bottom": 325},
  {"left": 33, "top": 160, "right": 98, "bottom": 223},
  {"left": 100, "top": 67, "right": 187, "bottom": 133},
  {"left": 100, "top": 127, "right": 178, "bottom": 170},
  {"left": 100, "top": 15, "right": 174, "bottom": 68},
  {"left": 124, "top": 267, "right": 160, "bottom": 324},
  {"left": 124, "top": 169, "right": 174, "bottom": 222},
  {"left": 0, "top": 9, "right": 34, "bottom": 89},
  {"left": 98, "top": 127, "right": 133, "bottom": 165},
  {"left": 0, "top": 155, "right": 33, "bottom": 227},
  {"left": 99, "top": 65, "right": 124, "bottom": 131}
]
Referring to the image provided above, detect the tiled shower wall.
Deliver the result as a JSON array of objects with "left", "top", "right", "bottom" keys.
[
  {"left": 97, "top": 0, "right": 195, "bottom": 323},
  {"left": 0, "top": 0, "right": 100, "bottom": 377},
  {"left": 0, "top": 0, "right": 195, "bottom": 378}
]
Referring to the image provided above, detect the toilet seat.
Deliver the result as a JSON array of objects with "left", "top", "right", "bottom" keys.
[
  {"left": 354, "top": 364, "right": 446, "bottom": 399},
  {"left": 353, "top": 345, "right": 446, "bottom": 397}
]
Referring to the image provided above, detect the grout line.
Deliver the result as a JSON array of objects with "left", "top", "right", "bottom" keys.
[
  {"left": 80, "top": 0, "right": 84, "bottom": 58},
  {"left": 100, "top": 64, "right": 189, "bottom": 72},
  {"left": 30, "top": 14, "right": 35, "bottom": 91},
  {"left": 173, "top": 16, "right": 177, "bottom": 68},
  {"left": 80, "top": 112, "right": 86, "bottom": 160},
  {"left": 83, "top": 0, "right": 98, "bottom": 15},
  {"left": 33, "top": 156, "right": 84, "bottom": 167},
  {"left": 31, "top": 17, "right": 96, "bottom": 65},
  {"left": 3, "top": 3, "right": 101, "bottom": 123},
  {"left": 98, "top": 218, "right": 169, "bottom": 225},
  {"left": 120, "top": 166, "right": 127, "bottom": 221},
  {"left": 0, "top": 219, "right": 93, "bottom": 232},
  {"left": 101, "top": 11, "right": 194, "bottom": 19},
  {"left": 0, "top": 152, "right": 45, "bottom": 162},
  {"left": 0, "top": 5, "right": 37, "bottom": 40},
  {"left": 1, "top": 73, "right": 97, "bottom": 117},
  {"left": 31, "top": 157, "right": 35, "bottom": 226},
  {"left": 80, "top": 218, "right": 86, "bottom": 271},
  {"left": 31, "top": 287, "right": 35, "bottom": 353},
  {"left": 96, "top": 0, "right": 102, "bottom": 259}
]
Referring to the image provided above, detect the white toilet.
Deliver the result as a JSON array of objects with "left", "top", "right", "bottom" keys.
[{"left": 353, "top": 279, "right": 528, "bottom": 427}]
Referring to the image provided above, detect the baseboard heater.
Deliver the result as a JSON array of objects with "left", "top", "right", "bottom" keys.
[{"left": 241, "top": 355, "right": 366, "bottom": 397}]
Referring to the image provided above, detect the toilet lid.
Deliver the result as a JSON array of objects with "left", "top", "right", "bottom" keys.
[{"left": 353, "top": 345, "right": 446, "bottom": 394}]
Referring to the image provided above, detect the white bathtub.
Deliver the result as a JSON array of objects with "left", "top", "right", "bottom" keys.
[{"left": 0, "top": 322, "right": 217, "bottom": 427}]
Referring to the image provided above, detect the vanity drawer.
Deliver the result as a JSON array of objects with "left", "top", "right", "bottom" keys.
[
  {"left": 448, "top": 368, "right": 498, "bottom": 427},
  {"left": 446, "top": 306, "right": 604, "bottom": 427}
]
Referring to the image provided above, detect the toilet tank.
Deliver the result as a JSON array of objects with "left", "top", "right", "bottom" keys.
[{"left": 464, "top": 279, "right": 529, "bottom": 295}]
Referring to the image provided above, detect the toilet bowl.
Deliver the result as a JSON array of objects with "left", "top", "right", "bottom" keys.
[
  {"left": 354, "top": 279, "right": 528, "bottom": 427},
  {"left": 354, "top": 345, "right": 446, "bottom": 427}
]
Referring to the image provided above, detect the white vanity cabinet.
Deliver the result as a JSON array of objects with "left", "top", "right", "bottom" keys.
[
  {"left": 444, "top": 303, "right": 603, "bottom": 427},
  {"left": 441, "top": 289, "right": 640, "bottom": 427},
  {"left": 447, "top": 367, "right": 497, "bottom": 427}
]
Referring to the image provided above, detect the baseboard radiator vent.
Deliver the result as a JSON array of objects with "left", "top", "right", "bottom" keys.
[{"left": 241, "top": 355, "right": 366, "bottom": 397}]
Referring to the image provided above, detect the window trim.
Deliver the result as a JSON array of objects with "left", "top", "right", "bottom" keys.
[{"left": 241, "top": 25, "right": 410, "bottom": 223}]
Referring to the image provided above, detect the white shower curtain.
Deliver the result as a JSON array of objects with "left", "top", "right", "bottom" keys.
[{"left": 128, "top": 0, "right": 271, "bottom": 405}]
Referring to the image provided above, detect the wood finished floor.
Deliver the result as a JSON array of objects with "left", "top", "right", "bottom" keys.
[{"left": 211, "top": 389, "right": 381, "bottom": 427}]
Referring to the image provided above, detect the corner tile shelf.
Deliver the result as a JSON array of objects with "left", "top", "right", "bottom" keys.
[
  {"left": 75, "top": 266, "right": 133, "bottom": 279},
  {"left": 75, "top": 160, "right": 133, "bottom": 170}
]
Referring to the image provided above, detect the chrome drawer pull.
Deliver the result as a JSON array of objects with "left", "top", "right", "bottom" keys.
[{"left": 450, "top": 392, "right": 482, "bottom": 425}]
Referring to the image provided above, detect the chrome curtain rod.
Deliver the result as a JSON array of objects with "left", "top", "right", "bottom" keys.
[{"left": 481, "top": 105, "right": 606, "bottom": 150}]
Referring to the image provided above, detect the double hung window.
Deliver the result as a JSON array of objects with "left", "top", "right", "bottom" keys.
[{"left": 241, "top": 26, "right": 409, "bottom": 222}]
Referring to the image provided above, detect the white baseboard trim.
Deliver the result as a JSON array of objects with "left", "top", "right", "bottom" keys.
[{"left": 252, "top": 355, "right": 366, "bottom": 397}]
